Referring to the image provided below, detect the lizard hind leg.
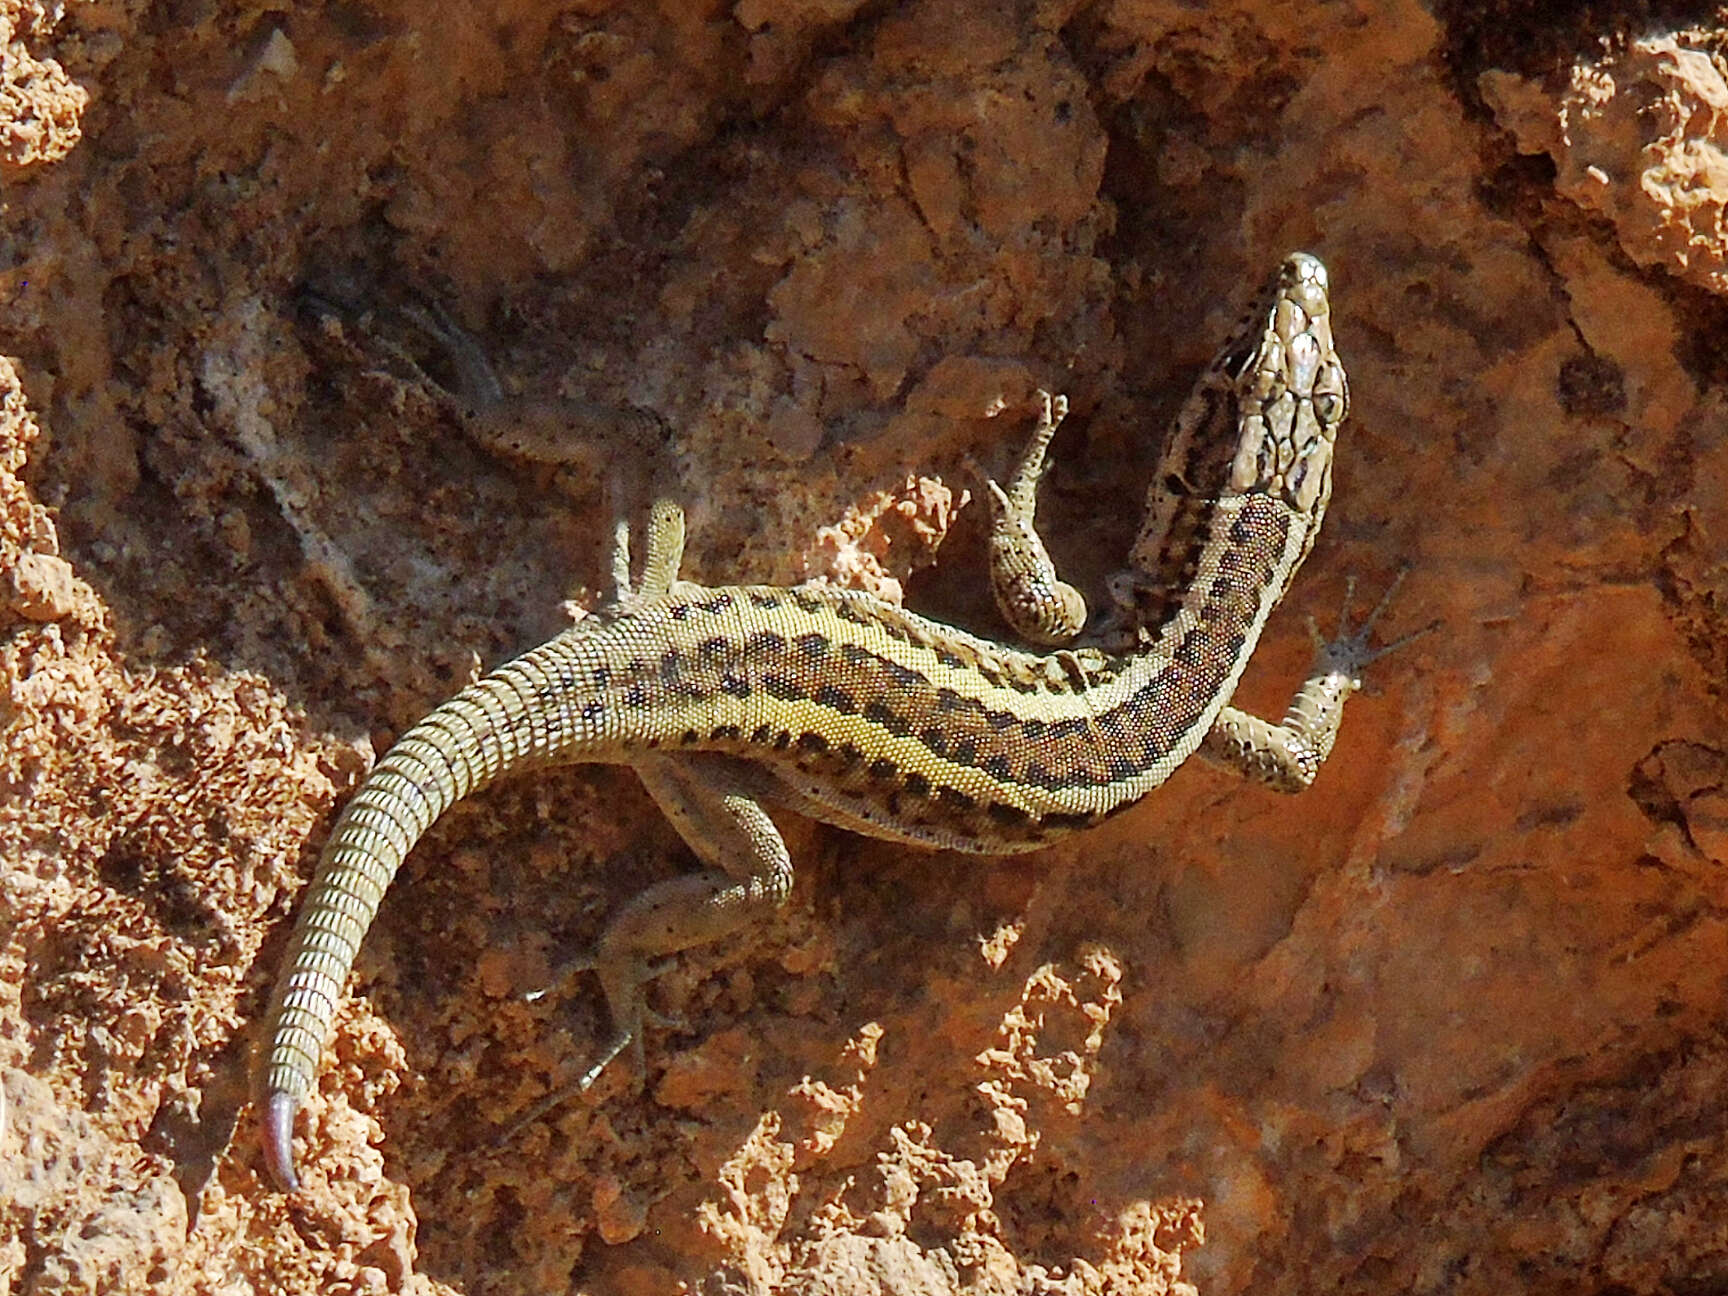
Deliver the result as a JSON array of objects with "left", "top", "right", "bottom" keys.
[
  {"left": 608, "top": 496, "right": 690, "bottom": 603},
  {"left": 507, "top": 754, "right": 792, "bottom": 1136},
  {"left": 636, "top": 497, "right": 689, "bottom": 599},
  {"left": 600, "top": 754, "right": 792, "bottom": 1068}
]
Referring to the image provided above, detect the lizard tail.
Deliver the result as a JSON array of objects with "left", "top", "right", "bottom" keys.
[{"left": 258, "top": 632, "right": 588, "bottom": 1190}]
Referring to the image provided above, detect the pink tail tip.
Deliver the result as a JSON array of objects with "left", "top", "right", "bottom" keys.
[{"left": 262, "top": 1092, "right": 302, "bottom": 1192}]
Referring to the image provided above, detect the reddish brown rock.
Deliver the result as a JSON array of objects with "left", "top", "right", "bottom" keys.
[{"left": 4, "top": 1, "right": 1728, "bottom": 1293}]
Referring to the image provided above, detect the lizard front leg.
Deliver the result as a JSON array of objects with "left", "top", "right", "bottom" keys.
[
  {"left": 1201, "top": 572, "right": 1433, "bottom": 791},
  {"left": 970, "top": 391, "right": 1088, "bottom": 647}
]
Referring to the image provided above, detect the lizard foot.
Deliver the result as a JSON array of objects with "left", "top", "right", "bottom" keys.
[
  {"left": 499, "top": 950, "right": 688, "bottom": 1144},
  {"left": 1307, "top": 567, "right": 1438, "bottom": 685}
]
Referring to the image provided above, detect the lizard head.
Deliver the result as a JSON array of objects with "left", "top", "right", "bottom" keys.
[
  {"left": 1225, "top": 252, "right": 1348, "bottom": 529},
  {"left": 1166, "top": 252, "right": 1347, "bottom": 515},
  {"left": 1109, "top": 253, "right": 1350, "bottom": 647}
]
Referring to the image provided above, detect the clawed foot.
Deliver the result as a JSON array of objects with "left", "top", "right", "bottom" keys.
[
  {"left": 1026, "top": 389, "right": 1069, "bottom": 451},
  {"left": 501, "top": 951, "right": 686, "bottom": 1144},
  {"left": 489, "top": 1030, "right": 636, "bottom": 1149},
  {"left": 1307, "top": 567, "right": 1438, "bottom": 685}
]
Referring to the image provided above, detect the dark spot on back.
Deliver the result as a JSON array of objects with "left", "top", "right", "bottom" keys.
[
  {"left": 814, "top": 684, "right": 857, "bottom": 715},
  {"left": 863, "top": 701, "right": 911, "bottom": 737},
  {"left": 762, "top": 673, "right": 802, "bottom": 702},
  {"left": 747, "top": 630, "right": 787, "bottom": 656}
]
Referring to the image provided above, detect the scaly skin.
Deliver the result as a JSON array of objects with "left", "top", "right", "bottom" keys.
[
  {"left": 972, "top": 390, "right": 1089, "bottom": 646},
  {"left": 261, "top": 253, "right": 1369, "bottom": 1190}
]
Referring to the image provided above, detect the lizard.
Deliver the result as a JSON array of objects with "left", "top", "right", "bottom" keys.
[{"left": 259, "top": 252, "right": 1402, "bottom": 1191}]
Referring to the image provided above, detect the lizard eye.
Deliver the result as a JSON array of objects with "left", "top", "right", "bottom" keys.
[{"left": 1220, "top": 336, "right": 1260, "bottom": 384}]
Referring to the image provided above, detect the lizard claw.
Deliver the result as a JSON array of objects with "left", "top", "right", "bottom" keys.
[
  {"left": 491, "top": 1029, "right": 639, "bottom": 1149},
  {"left": 521, "top": 949, "right": 680, "bottom": 1085},
  {"left": 1306, "top": 566, "right": 1438, "bottom": 682}
]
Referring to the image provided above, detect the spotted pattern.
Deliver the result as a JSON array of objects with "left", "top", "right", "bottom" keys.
[{"left": 518, "top": 492, "right": 1299, "bottom": 847}]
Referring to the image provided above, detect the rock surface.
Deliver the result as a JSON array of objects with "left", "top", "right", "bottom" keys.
[{"left": 4, "top": 1, "right": 1728, "bottom": 1293}]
